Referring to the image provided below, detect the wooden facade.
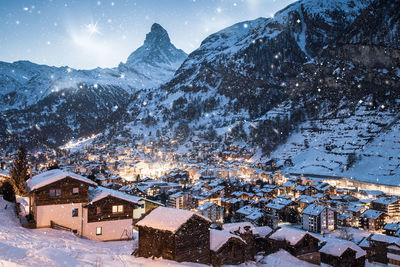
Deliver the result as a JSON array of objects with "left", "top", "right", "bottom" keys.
[
  {"left": 268, "top": 233, "right": 320, "bottom": 256},
  {"left": 31, "top": 177, "right": 91, "bottom": 206},
  {"left": 85, "top": 195, "right": 137, "bottom": 223},
  {"left": 320, "top": 248, "right": 365, "bottom": 267},
  {"left": 210, "top": 238, "right": 246, "bottom": 267},
  {"left": 137, "top": 216, "right": 211, "bottom": 264}
]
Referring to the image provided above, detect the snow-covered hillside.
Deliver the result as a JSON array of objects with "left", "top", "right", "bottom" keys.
[{"left": 0, "top": 23, "right": 187, "bottom": 149}]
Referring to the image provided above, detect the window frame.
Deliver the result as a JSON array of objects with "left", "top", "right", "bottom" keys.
[
  {"left": 49, "top": 188, "right": 62, "bottom": 197},
  {"left": 112, "top": 205, "right": 124, "bottom": 213},
  {"left": 72, "top": 208, "right": 79, "bottom": 217},
  {"left": 72, "top": 187, "right": 79, "bottom": 195},
  {"left": 96, "top": 227, "right": 102, "bottom": 235}
]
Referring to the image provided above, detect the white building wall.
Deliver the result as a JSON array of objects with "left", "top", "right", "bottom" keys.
[
  {"left": 36, "top": 203, "right": 83, "bottom": 234},
  {"left": 82, "top": 208, "right": 132, "bottom": 241}
]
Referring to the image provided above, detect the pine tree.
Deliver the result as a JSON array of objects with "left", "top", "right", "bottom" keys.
[{"left": 8, "top": 146, "right": 29, "bottom": 197}]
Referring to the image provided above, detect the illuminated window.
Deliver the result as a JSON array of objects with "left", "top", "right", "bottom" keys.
[
  {"left": 112, "top": 205, "right": 124, "bottom": 213},
  {"left": 96, "top": 227, "right": 102, "bottom": 235},
  {"left": 96, "top": 207, "right": 101, "bottom": 214}
]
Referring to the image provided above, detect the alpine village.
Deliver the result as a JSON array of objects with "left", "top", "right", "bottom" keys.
[{"left": 1, "top": 0, "right": 400, "bottom": 266}]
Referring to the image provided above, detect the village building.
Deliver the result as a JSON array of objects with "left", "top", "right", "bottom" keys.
[
  {"left": 26, "top": 169, "right": 98, "bottom": 234},
  {"left": 26, "top": 169, "right": 161, "bottom": 241},
  {"left": 319, "top": 239, "right": 366, "bottom": 267},
  {"left": 135, "top": 206, "right": 212, "bottom": 264},
  {"left": 197, "top": 202, "right": 224, "bottom": 223},
  {"left": 209, "top": 229, "right": 247, "bottom": 266},
  {"left": 359, "top": 209, "right": 386, "bottom": 231},
  {"left": 372, "top": 196, "right": 400, "bottom": 219},
  {"left": 302, "top": 204, "right": 337, "bottom": 233},
  {"left": 267, "top": 227, "right": 320, "bottom": 264},
  {"left": 222, "top": 222, "right": 257, "bottom": 260},
  {"left": 167, "top": 191, "right": 192, "bottom": 209}
]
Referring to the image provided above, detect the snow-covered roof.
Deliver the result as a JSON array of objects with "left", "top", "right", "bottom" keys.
[
  {"left": 269, "top": 227, "right": 319, "bottom": 246},
  {"left": 255, "top": 226, "right": 273, "bottom": 238},
  {"left": 27, "top": 169, "right": 97, "bottom": 191},
  {"left": 262, "top": 249, "right": 319, "bottom": 267},
  {"left": 297, "top": 195, "right": 316, "bottom": 204},
  {"left": 210, "top": 229, "right": 245, "bottom": 252},
  {"left": 373, "top": 196, "right": 399, "bottom": 205},
  {"left": 359, "top": 209, "right": 383, "bottom": 219},
  {"left": 222, "top": 222, "right": 256, "bottom": 234},
  {"left": 319, "top": 239, "right": 366, "bottom": 259},
  {"left": 370, "top": 233, "right": 400, "bottom": 246},
  {"left": 197, "top": 202, "right": 215, "bottom": 211},
  {"left": 384, "top": 222, "right": 400, "bottom": 231},
  {"left": 89, "top": 187, "right": 142, "bottom": 204},
  {"left": 347, "top": 205, "right": 363, "bottom": 213},
  {"left": 136, "top": 206, "right": 211, "bottom": 233},
  {"left": 302, "top": 204, "right": 326, "bottom": 216}
]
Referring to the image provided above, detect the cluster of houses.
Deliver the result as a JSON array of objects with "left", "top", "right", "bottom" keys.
[
  {"left": 8, "top": 168, "right": 400, "bottom": 266},
  {"left": 135, "top": 205, "right": 400, "bottom": 266}
]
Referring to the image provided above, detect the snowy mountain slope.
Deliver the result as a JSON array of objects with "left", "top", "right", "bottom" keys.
[
  {"left": 339, "top": 0, "right": 400, "bottom": 50},
  {"left": 94, "top": 0, "right": 400, "bottom": 185},
  {"left": 0, "top": 23, "right": 187, "bottom": 150},
  {"left": 0, "top": 23, "right": 186, "bottom": 113}
]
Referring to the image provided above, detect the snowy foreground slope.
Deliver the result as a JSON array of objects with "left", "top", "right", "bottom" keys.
[
  {"left": 0, "top": 198, "right": 203, "bottom": 267},
  {"left": 0, "top": 198, "right": 315, "bottom": 267}
]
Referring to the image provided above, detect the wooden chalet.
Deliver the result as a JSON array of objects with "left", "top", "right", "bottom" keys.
[
  {"left": 135, "top": 206, "right": 212, "bottom": 264},
  {"left": 210, "top": 229, "right": 246, "bottom": 266},
  {"left": 319, "top": 240, "right": 366, "bottom": 267},
  {"left": 267, "top": 227, "right": 320, "bottom": 263},
  {"left": 26, "top": 169, "right": 97, "bottom": 233},
  {"left": 359, "top": 209, "right": 386, "bottom": 231}
]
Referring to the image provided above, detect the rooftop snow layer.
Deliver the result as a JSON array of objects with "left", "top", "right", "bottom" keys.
[
  {"left": 210, "top": 229, "right": 245, "bottom": 252},
  {"left": 319, "top": 239, "right": 366, "bottom": 258},
  {"left": 269, "top": 227, "right": 319, "bottom": 246},
  {"left": 27, "top": 169, "right": 97, "bottom": 191},
  {"left": 135, "top": 206, "right": 211, "bottom": 233},
  {"left": 89, "top": 186, "right": 142, "bottom": 204}
]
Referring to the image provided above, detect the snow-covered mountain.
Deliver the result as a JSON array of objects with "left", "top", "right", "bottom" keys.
[
  {"left": 96, "top": 0, "right": 400, "bottom": 184},
  {"left": 0, "top": 23, "right": 187, "bottom": 149},
  {"left": 2, "top": 0, "right": 400, "bottom": 186}
]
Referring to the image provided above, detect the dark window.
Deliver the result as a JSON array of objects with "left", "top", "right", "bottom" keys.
[
  {"left": 72, "top": 208, "right": 78, "bottom": 217},
  {"left": 49, "top": 189, "right": 55, "bottom": 197},
  {"left": 49, "top": 189, "right": 62, "bottom": 197}
]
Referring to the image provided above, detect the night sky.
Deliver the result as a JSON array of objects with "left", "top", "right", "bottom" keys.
[{"left": 0, "top": 0, "right": 296, "bottom": 69}]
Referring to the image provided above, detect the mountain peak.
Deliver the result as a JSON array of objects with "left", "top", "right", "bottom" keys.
[
  {"left": 124, "top": 23, "right": 187, "bottom": 70},
  {"left": 144, "top": 23, "right": 170, "bottom": 46}
]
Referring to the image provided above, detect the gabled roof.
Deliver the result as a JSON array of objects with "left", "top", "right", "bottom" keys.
[
  {"left": 222, "top": 222, "right": 256, "bottom": 234},
  {"left": 136, "top": 206, "right": 211, "bottom": 233},
  {"left": 89, "top": 186, "right": 142, "bottom": 204},
  {"left": 302, "top": 204, "right": 326, "bottom": 216},
  {"left": 27, "top": 169, "right": 97, "bottom": 192},
  {"left": 269, "top": 227, "right": 319, "bottom": 246},
  {"left": 210, "top": 229, "right": 245, "bottom": 252},
  {"left": 360, "top": 209, "right": 384, "bottom": 219},
  {"left": 319, "top": 239, "right": 366, "bottom": 259}
]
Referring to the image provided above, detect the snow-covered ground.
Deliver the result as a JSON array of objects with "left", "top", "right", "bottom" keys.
[
  {"left": 0, "top": 197, "right": 206, "bottom": 267},
  {"left": 0, "top": 197, "right": 327, "bottom": 267}
]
